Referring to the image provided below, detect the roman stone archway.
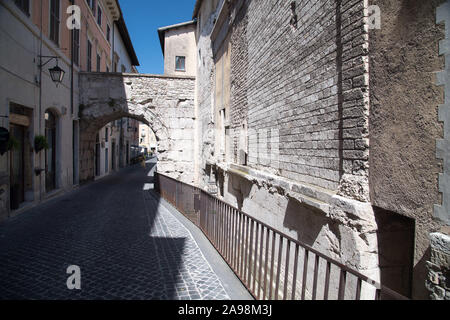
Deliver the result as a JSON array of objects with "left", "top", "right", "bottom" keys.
[{"left": 78, "top": 72, "right": 196, "bottom": 184}]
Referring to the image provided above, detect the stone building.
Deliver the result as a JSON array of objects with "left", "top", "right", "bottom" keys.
[
  {"left": 190, "top": 0, "right": 450, "bottom": 299},
  {"left": 158, "top": 21, "right": 197, "bottom": 77}
]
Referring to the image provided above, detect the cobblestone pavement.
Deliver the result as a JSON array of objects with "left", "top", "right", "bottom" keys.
[{"left": 0, "top": 162, "right": 230, "bottom": 300}]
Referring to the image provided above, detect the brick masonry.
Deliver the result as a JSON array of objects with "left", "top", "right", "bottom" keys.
[
  {"left": 78, "top": 72, "right": 196, "bottom": 184},
  {"left": 219, "top": 0, "right": 371, "bottom": 201}
]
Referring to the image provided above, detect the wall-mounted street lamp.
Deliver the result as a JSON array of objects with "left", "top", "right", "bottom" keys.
[{"left": 39, "top": 55, "right": 65, "bottom": 86}]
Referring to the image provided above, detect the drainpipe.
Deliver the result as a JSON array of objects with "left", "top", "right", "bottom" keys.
[
  {"left": 38, "top": 0, "right": 43, "bottom": 202},
  {"left": 70, "top": 0, "right": 76, "bottom": 186},
  {"left": 70, "top": 0, "right": 74, "bottom": 116},
  {"left": 112, "top": 23, "right": 115, "bottom": 71}
]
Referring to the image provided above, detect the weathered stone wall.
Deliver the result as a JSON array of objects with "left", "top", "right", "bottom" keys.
[
  {"left": 195, "top": 0, "right": 380, "bottom": 289},
  {"left": 368, "top": 0, "right": 446, "bottom": 298},
  {"left": 78, "top": 72, "right": 196, "bottom": 184},
  {"left": 195, "top": 0, "right": 224, "bottom": 188},
  {"left": 426, "top": 233, "right": 450, "bottom": 299}
]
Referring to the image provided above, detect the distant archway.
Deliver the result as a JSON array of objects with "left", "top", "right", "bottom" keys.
[{"left": 78, "top": 72, "right": 196, "bottom": 184}]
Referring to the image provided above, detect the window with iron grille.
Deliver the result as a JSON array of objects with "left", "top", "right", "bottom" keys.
[
  {"left": 73, "top": 29, "right": 80, "bottom": 66},
  {"left": 87, "top": 40, "right": 92, "bottom": 72},
  {"left": 97, "top": 6, "right": 102, "bottom": 26},
  {"left": 49, "top": 0, "right": 60, "bottom": 45},
  {"left": 14, "top": 0, "right": 30, "bottom": 16}
]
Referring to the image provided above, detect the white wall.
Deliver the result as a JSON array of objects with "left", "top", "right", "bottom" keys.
[
  {"left": 113, "top": 24, "right": 133, "bottom": 73},
  {"left": 0, "top": 0, "right": 79, "bottom": 219},
  {"left": 164, "top": 25, "right": 197, "bottom": 77}
]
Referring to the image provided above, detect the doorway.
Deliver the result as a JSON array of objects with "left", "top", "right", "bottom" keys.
[
  {"left": 105, "top": 147, "right": 109, "bottom": 174},
  {"left": 9, "top": 124, "right": 25, "bottom": 209},
  {"left": 45, "top": 110, "right": 57, "bottom": 192},
  {"left": 126, "top": 141, "right": 129, "bottom": 165},
  {"left": 374, "top": 207, "right": 415, "bottom": 298},
  {"left": 111, "top": 141, "right": 116, "bottom": 171},
  {"left": 95, "top": 133, "right": 100, "bottom": 176}
]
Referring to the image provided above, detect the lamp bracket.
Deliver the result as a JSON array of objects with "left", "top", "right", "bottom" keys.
[{"left": 38, "top": 55, "right": 59, "bottom": 68}]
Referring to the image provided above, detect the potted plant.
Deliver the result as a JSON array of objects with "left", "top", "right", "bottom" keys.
[{"left": 34, "top": 135, "right": 49, "bottom": 153}]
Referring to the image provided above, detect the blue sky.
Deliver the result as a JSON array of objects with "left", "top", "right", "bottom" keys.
[{"left": 119, "top": 0, "right": 197, "bottom": 74}]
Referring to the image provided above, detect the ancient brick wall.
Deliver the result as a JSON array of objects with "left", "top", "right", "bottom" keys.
[{"left": 223, "top": 0, "right": 371, "bottom": 200}]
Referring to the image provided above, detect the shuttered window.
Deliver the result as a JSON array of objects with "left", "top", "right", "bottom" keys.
[
  {"left": 14, "top": 0, "right": 29, "bottom": 15},
  {"left": 87, "top": 40, "right": 92, "bottom": 72},
  {"left": 73, "top": 29, "right": 80, "bottom": 66},
  {"left": 49, "top": 0, "right": 60, "bottom": 45}
]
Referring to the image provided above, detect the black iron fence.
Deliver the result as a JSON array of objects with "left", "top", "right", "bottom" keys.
[{"left": 155, "top": 173, "right": 408, "bottom": 300}]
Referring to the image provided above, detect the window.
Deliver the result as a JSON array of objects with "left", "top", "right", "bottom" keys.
[
  {"left": 175, "top": 56, "right": 186, "bottom": 71},
  {"left": 87, "top": 40, "right": 92, "bottom": 72},
  {"left": 214, "top": 35, "right": 231, "bottom": 161},
  {"left": 114, "top": 62, "right": 117, "bottom": 73},
  {"left": 121, "top": 65, "right": 126, "bottom": 73},
  {"left": 106, "top": 25, "right": 111, "bottom": 43},
  {"left": 14, "top": 0, "right": 30, "bottom": 15},
  {"left": 97, "top": 6, "right": 102, "bottom": 26},
  {"left": 49, "top": 0, "right": 60, "bottom": 45},
  {"left": 86, "top": 0, "right": 96, "bottom": 14},
  {"left": 73, "top": 29, "right": 80, "bottom": 66},
  {"left": 106, "top": 66, "right": 109, "bottom": 73},
  {"left": 105, "top": 127, "right": 108, "bottom": 142},
  {"left": 96, "top": 54, "right": 101, "bottom": 72}
]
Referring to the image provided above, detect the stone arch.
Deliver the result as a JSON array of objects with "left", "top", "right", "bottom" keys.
[{"left": 78, "top": 72, "right": 196, "bottom": 184}]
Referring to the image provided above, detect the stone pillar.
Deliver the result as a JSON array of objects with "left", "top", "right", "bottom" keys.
[{"left": 426, "top": 233, "right": 450, "bottom": 300}]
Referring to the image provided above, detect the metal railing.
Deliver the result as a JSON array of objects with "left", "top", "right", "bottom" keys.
[{"left": 155, "top": 173, "right": 409, "bottom": 300}]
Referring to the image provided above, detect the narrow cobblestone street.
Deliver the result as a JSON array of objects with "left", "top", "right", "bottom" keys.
[{"left": 0, "top": 160, "right": 248, "bottom": 300}]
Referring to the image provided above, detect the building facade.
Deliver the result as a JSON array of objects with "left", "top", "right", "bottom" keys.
[
  {"left": 0, "top": 0, "right": 138, "bottom": 220},
  {"left": 158, "top": 21, "right": 197, "bottom": 77},
  {"left": 139, "top": 123, "right": 157, "bottom": 156}
]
